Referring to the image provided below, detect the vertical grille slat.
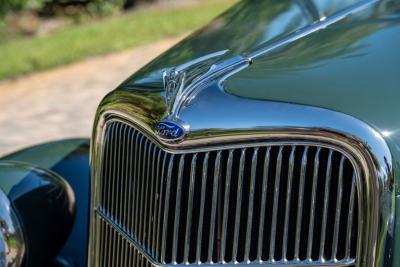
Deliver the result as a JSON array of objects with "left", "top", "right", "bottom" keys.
[
  {"left": 118, "top": 124, "right": 127, "bottom": 229},
  {"left": 294, "top": 146, "right": 308, "bottom": 260},
  {"left": 134, "top": 135, "right": 144, "bottom": 239},
  {"left": 148, "top": 145, "right": 158, "bottom": 254},
  {"left": 244, "top": 148, "right": 258, "bottom": 262},
  {"left": 196, "top": 152, "right": 209, "bottom": 263},
  {"left": 208, "top": 151, "right": 221, "bottom": 263},
  {"left": 124, "top": 128, "right": 133, "bottom": 233},
  {"left": 320, "top": 150, "right": 333, "bottom": 260},
  {"left": 269, "top": 146, "right": 283, "bottom": 261},
  {"left": 171, "top": 155, "right": 185, "bottom": 263},
  {"left": 232, "top": 149, "right": 246, "bottom": 263},
  {"left": 307, "top": 147, "right": 321, "bottom": 260},
  {"left": 143, "top": 143, "right": 154, "bottom": 249},
  {"left": 161, "top": 154, "right": 174, "bottom": 263},
  {"left": 346, "top": 175, "right": 356, "bottom": 259},
  {"left": 151, "top": 149, "right": 160, "bottom": 254},
  {"left": 155, "top": 152, "right": 167, "bottom": 259},
  {"left": 94, "top": 121, "right": 360, "bottom": 267},
  {"left": 138, "top": 140, "right": 149, "bottom": 245},
  {"left": 332, "top": 156, "right": 345, "bottom": 259},
  {"left": 220, "top": 150, "right": 233, "bottom": 263},
  {"left": 282, "top": 146, "right": 296, "bottom": 261},
  {"left": 184, "top": 154, "right": 197, "bottom": 264},
  {"left": 257, "top": 147, "right": 271, "bottom": 262}
]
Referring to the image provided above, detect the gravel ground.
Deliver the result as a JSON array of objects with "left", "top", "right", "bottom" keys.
[{"left": 0, "top": 36, "right": 182, "bottom": 156}]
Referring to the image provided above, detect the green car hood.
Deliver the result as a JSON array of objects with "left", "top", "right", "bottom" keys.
[{"left": 119, "top": 0, "right": 400, "bottom": 175}]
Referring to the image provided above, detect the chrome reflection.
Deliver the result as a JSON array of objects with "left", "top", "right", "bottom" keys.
[
  {"left": 0, "top": 190, "right": 25, "bottom": 267},
  {"left": 90, "top": 95, "right": 394, "bottom": 267}
]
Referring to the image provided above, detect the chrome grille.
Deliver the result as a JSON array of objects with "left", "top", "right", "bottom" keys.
[{"left": 93, "top": 120, "right": 359, "bottom": 266}]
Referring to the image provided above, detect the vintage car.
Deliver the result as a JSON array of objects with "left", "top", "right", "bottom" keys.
[{"left": 0, "top": 0, "right": 399, "bottom": 266}]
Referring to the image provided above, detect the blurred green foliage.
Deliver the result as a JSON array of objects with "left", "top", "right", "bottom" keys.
[
  {"left": 0, "top": 0, "right": 42, "bottom": 16},
  {"left": 0, "top": 0, "right": 156, "bottom": 18},
  {"left": 0, "top": 0, "right": 236, "bottom": 80}
]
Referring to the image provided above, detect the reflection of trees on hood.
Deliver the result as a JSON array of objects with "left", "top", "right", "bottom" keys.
[
  {"left": 104, "top": 91, "right": 166, "bottom": 122},
  {"left": 239, "top": 1, "right": 400, "bottom": 79},
  {"left": 123, "top": 0, "right": 400, "bottom": 89},
  {"left": 127, "top": 0, "right": 303, "bottom": 84}
]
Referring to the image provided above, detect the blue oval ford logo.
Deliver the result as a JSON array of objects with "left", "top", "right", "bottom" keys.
[{"left": 155, "top": 120, "right": 185, "bottom": 141}]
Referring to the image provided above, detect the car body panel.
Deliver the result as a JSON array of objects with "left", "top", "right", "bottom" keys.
[
  {"left": 101, "top": 0, "right": 400, "bottom": 266},
  {"left": 118, "top": 0, "right": 400, "bottom": 172},
  {"left": 0, "top": 161, "right": 75, "bottom": 267},
  {"left": 1, "top": 138, "right": 90, "bottom": 267}
]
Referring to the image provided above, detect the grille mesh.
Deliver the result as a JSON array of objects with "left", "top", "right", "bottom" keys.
[{"left": 93, "top": 120, "right": 358, "bottom": 266}]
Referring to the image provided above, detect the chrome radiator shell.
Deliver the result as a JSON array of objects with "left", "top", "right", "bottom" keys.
[{"left": 89, "top": 87, "right": 393, "bottom": 267}]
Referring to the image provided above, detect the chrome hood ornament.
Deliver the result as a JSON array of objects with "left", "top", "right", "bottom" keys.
[
  {"left": 157, "top": 50, "right": 251, "bottom": 142},
  {"left": 162, "top": 50, "right": 251, "bottom": 118}
]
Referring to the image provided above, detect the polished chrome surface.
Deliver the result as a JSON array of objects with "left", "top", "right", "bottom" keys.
[
  {"left": 162, "top": 49, "right": 229, "bottom": 116},
  {"left": 88, "top": 0, "right": 394, "bottom": 266},
  {"left": 90, "top": 83, "right": 394, "bottom": 267},
  {"left": 163, "top": 54, "right": 250, "bottom": 122},
  {"left": 92, "top": 119, "right": 362, "bottom": 266},
  {"left": 0, "top": 190, "right": 25, "bottom": 267}
]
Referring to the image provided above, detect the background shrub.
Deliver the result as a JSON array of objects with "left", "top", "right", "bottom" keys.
[
  {"left": 0, "top": 0, "right": 45, "bottom": 17},
  {"left": 0, "top": 0, "right": 158, "bottom": 18}
]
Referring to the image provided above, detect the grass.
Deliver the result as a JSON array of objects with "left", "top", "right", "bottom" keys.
[{"left": 0, "top": 0, "right": 236, "bottom": 80}]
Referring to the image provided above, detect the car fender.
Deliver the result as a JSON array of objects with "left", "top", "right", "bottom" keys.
[{"left": 1, "top": 138, "right": 90, "bottom": 267}]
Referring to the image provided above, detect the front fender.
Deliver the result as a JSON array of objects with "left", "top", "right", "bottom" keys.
[{"left": 1, "top": 138, "right": 90, "bottom": 267}]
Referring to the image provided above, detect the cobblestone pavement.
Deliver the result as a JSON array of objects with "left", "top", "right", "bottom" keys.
[{"left": 0, "top": 37, "right": 182, "bottom": 156}]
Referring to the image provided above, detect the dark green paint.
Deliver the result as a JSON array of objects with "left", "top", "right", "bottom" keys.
[
  {"left": 0, "top": 161, "right": 75, "bottom": 267},
  {"left": 1, "top": 138, "right": 91, "bottom": 267}
]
